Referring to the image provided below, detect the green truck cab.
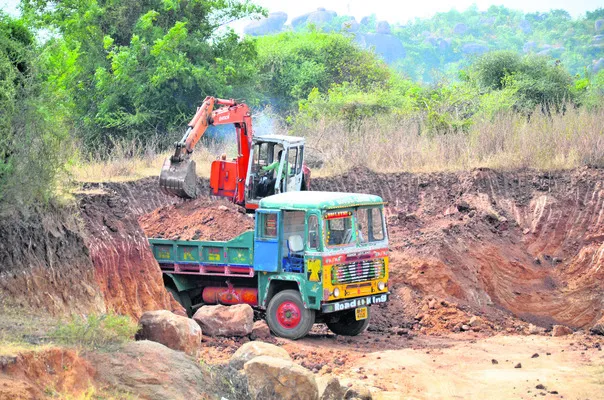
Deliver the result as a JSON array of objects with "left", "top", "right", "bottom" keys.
[{"left": 149, "top": 191, "right": 389, "bottom": 339}]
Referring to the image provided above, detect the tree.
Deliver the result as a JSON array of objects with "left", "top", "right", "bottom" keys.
[
  {"left": 22, "top": 0, "right": 265, "bottom": 150},
  {"left": 0, "top": 12, "right": 70, "bottom": 211},
  {"left": 255, "top": 30, "right": 392, "bottom": 113},
  {"left": 471, "top": 51, "right": 574, "bottom": 114}
]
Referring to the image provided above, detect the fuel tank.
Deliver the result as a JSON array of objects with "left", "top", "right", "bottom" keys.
[{"left": 202, "top": 286, "right": 258, "bottom": 306}]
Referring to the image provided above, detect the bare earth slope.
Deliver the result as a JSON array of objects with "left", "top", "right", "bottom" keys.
[{"left": 315, "top": 167, "right": 604, "bottom": 329}]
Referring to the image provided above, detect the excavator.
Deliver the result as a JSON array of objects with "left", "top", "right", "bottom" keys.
[{"left": 159, "top": 96, "right": 310, "bottom": 211}]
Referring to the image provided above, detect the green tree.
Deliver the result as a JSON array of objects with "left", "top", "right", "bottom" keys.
[
  {"left": 0, "top": 12, "right": 71, "bottom": 211},
  {"left": 255, "top": 30, "right": 392, "bottom": 112},
  {"left": 22, "top": 0, "right": 265, "bottom": 150},
  {"left": 471, "top": 51, "right": 574, "bottom": 114}
]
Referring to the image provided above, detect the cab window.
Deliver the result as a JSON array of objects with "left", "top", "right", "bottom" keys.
[
  {"left": 307, "top": 215, "right": 319, "bottom": 250},
  {"left": 324, "top": 211, "right": 354, "bottom": 247},
  {"left": 356, "top": 207, "right": 385, "bottom": 243},
  {"left": 287, "top": 148, "right": 298, "bottom": 176},
  {"left": 259, "top": 213, "right": 278, "bottom": 239}
]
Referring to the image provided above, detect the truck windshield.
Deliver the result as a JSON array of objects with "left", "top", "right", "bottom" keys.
[
  {"left": 324, "top": 211, "right": 354, "bottom": 247},
  {"left": 356, "top": 207, "right": 385, "bottom": 244}
]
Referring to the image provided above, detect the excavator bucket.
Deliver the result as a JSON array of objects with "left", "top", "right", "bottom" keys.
[{"left": 159, "top": 157, "right": 198, "bottom": 199}]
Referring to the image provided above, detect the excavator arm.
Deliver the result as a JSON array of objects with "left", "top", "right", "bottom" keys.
[{"left": 159, "top": 96, "right": 252, "bottom": 200}]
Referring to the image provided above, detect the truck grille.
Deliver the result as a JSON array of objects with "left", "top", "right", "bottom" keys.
[{"left": 332, "top": 259, "right": 386, "bottom": 284}]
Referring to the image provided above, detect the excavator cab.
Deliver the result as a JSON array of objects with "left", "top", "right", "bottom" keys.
[{"left": 245, "top": 135, "right": 309, "bottom": 210}]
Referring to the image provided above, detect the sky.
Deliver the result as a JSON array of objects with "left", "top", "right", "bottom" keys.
[
  {"left": 1, "top": 0, "right": 600, "bottom": 22},
  {"left": 249, "top": 0, "right": 601, "bottom": 23}
]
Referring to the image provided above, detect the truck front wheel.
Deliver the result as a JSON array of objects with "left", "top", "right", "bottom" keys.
[
  {"left": 326, "top": 308, "right": 370, "bottom": 336},
  {"left": 266, "top": 289, "right": 315, "bottom": 339}
]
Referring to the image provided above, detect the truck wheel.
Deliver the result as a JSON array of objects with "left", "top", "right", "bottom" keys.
[
  {"left": 326, "top": 308, "right": 370, "bottom": 336},
  {"left": 266, "top": 289, "right": 315, "bottom": 340}
]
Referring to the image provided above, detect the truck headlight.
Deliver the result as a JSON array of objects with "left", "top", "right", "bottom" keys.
[
  {"left": 333, "top": 288, "right": 340, "bottom": 298},
  {"left": 378, "top": 281, "right": 386, "bottom": 291}
]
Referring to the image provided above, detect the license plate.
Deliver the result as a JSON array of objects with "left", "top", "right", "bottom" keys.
[{"left": 355, "top": 307, "right": 368, "bottom": 320}]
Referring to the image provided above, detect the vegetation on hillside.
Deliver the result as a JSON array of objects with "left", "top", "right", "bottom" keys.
[{"left": 0, "top": 2, "right": 603, "bottom": 210}]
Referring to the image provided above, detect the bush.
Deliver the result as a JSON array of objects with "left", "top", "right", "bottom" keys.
[
  {"left": 50, "top": 313, "right": 138, "bottom": 349},
  {"left": 0, "top": 13, "right": 71, "bottom": 213},
  {"left": 256, "top": 30, "right": 392, "bottom": 112},
  {"left": 471, "top": 51, "right": 575, "bottom": 114}
]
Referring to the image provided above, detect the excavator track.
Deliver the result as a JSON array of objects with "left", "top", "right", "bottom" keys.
[{"left": 159, "top": 158, "right": 198, "bottom": 199}]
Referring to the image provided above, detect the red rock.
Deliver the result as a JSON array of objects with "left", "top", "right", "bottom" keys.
[
  {"left": 251, "top": 320, "right": 272, "bottom": 340},
  {"left": 136, "top": 310, "right": 201, "bottom": 356},
  {"left": 193, "top": 304, "right": 253, "bottom": 337},
  {"left": 552, "top": 325, "right": 573, "bottom": 337}
]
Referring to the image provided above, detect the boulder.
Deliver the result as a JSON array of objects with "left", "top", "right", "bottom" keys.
[
  {"left": 193, "top": 304, "right": 253, "bottom": 337},
  {"left": 342, "top": 19, "right": 360, "bottom": 32},
  {"left": 244, "top": 356, "right": 319, "bottom": 400},
  {"left": 251, "top": 320, "right": 272, "bottom": 340},
  {"left": 88, "top": 341, "right": 207, "bottom": 399},
  {"left": 317, "top": 376, "right": 346, "bottom": 400},
  {"left": 519, "top": 20, "right": 532, "bottom": 34},
  {"left": 230, "top": 341, "right": 292, "bottom": 370},
  {"left": 376, "top": 21, "right": 391, "bottom": 35},
  {"left": 292, "top": 8, "right": 336, "bottom": 29},
  {"left": 453, "top": 23, "right": 468, "bottom": 35},
  {"left": 344, "top": 384, "right": 372, "bottom": 399},
  {"left": 355, "top": 33, "right": 406, "bottom": 63},
  {"left": 244, "top": 12, "right": 287, "bottom": 36},
  {"left": 590, "top": 316, "right": 604, "bottom": 335},
  {"left": 528, "top": 324, "right": 544, "bottom": 335},
  {"left": 595, "top": 19, "right": 604, "bottom": 33},
  {"left": 462, "top": 43, "right": 488, "bottom": 55},
  {"left": 552, "top": 325, "right": 573, "bottom": 337},
  {"left": 468, "top": 316, "right": 485, "bottom": 328},
  {"left": 136, "top": 310, "right": 201, "bottom": 356}
]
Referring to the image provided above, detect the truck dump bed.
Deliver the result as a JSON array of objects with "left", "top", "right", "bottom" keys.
[{"left": 149, "top": 231, "right": 254, "bottom": 277}]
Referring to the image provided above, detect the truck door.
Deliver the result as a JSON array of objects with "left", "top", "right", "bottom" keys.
[
  {"left": 254, "top": 210, "right": 281, "bottom": 272},
  {"left": 285, "top": 147, "right": 302, "bottom": 193}
]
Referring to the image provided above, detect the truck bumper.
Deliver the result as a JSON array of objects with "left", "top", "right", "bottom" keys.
[{"left": 321, "top": 293, "right": 389, "bottom": 314}]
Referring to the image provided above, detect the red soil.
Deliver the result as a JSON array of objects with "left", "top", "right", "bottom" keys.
[{"left": 138, "top": 198, "right": 254, "bottom": 241}]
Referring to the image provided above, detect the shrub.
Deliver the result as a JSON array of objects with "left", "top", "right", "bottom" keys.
[{"left": 50, "top": 313, "right": 138, "bottom": 349}]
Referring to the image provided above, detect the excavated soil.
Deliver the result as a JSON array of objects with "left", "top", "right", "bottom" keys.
[{"left": 139, "top": 198, "right": 253, "bottom": 241}]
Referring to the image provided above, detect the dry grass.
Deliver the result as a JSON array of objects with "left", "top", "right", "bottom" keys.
[
  {"left": 292, "top": 107, "right": 604, "bottom": 175},
  {"left": 71, "top": 138, "right": 236, "bottom": 182},
  {"left": 71, "top": 108, "right": 603, "bottom": 182}
]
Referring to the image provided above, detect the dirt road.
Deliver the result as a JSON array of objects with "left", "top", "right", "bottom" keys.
[{"left": 285, "top": 332, "right": 603, "bottom": 399}]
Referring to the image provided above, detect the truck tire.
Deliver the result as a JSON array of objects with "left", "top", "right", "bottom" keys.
[
  {"left": 266, "top": 289, "right": 315, "bottom": 340},
  {"left": 326, "top": 308, "right": 370, "bottom": 336}
]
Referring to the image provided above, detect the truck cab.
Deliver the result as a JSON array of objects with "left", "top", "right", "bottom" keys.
[
  {"left": 150, "top": 191, "right": 389, "bottom": 339},
  {"left": 254, "top": 191, "right": 389, "bottom": 338},
  {"left": 244, "top": 135, "right": 310, "bottom": 210}
]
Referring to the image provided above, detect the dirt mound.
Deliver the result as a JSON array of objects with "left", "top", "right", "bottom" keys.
[
  {"left": 316, "top": 167, "right": 604, "bottom": 329},
  {"left": 0, "top": 348, "right": 95, "bottom": 399},
  {"left": 139, "top": 198, "right": 253, "bottom": 241},
  {"left": 78, "top": 186, "right": 182, "bottom": 318},
  {"left": 0, "top": 203, "right": 104, "bottom": 316}
]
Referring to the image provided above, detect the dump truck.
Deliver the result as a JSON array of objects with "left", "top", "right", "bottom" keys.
[{"left": 148, "top": 191, "right": 390, "bottom": 339}]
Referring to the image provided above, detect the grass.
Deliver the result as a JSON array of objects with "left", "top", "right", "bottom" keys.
[
  {"left": 49, "top": 312, "right": 138, "bottom": 350},
  {"left": 199, "top": 359, "right": 251, "bottom": 400},
  {"left": 69, "top": 107, "right": 604, "bottom": 183},
  {"left": 290, "top": 106, "right": 604, "bottom": 175},
  {"left": 71, "top": 137, "right": 236, "bottom": 183}
]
